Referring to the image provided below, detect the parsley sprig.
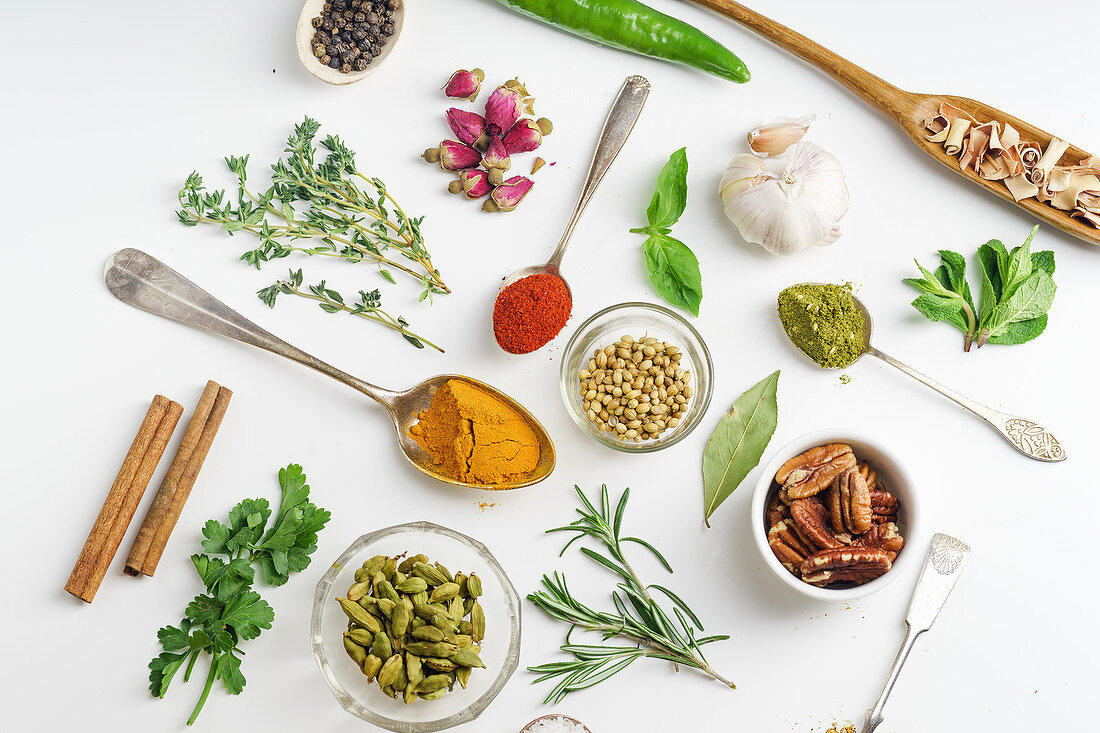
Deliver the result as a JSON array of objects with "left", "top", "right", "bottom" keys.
[{"left": 149, "top": 465, "right": 330, "bottom": 725}]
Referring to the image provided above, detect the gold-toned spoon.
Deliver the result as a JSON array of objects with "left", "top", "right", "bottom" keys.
[
  {"left": 494, "top": 75, "right": 650, "bottom": 351},
  {"left": 520, "top": 715, "right": 592, "bottom": 733},
  {"left": 104, "top": 248, "right": 555, "bottom": 489},
  {"left": 295, "top": 0, "right": 405, "bottom": 86},
  {"left": 786, "top": 290, "right": 1065, "bottom": 462}
]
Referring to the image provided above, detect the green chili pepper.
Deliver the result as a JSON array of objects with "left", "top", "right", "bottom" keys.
[{"left": 492, "top": 0, "right": 749, "bottom": 83}]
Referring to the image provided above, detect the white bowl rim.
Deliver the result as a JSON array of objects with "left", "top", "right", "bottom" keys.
[
  {"left": 296, "top": 0, "right": 405, "bottom": 85},
  {"left": 750, "top": 428, "right": 923, "bottom": 602}
]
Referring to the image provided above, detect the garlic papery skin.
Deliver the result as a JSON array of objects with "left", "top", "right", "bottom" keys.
[
  {"left": 720, "top": 141, "right": 849, "bottom": 256},
  {"left": 747, "top": 114, "right": 815, "bottom": 157},
  {"left": 718, "top": 154, "right": 771, "bottom": 202}
]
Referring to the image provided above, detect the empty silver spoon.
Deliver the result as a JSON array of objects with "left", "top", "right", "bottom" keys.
[
  {"left": 104, "top": 248, "right": 556, "bottom": 490},
  {"left": 494, "top": 75, "right": 650, "bottom": 350}
]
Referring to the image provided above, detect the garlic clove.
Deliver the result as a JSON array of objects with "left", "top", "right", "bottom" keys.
[
  {"left": 747, "top": 114, "right": 815, "bottom": 157},
  {"left": 718, "top": 154, "right": 770, "bottom": 202}
]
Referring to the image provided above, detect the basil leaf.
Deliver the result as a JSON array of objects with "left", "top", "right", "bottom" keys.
[
  {"left": 642, "top": 234, "right": 702, "bottom": 316},
  {"left": 987, "top": 314, "right": 1047, "bottom": 345},
  {"left": 910, "top": 294, "right": 968, "bottom": 332},
  {"left": 702, "top": 371, "right": 780, "bottom": 527},
  {"left": 645, "top": 148, "right": 689, "bottom": 230}
]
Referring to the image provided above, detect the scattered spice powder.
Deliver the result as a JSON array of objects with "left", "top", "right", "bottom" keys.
[
  {"left": 493, "top": 272, "right": 572, "bottom": 354},
  {"left": 777, "top": 283, "right": 865, "bottom": 368},
  {"left": 824, "top": 723, "right": 857, "bottom": 733},
  {"left": 409, "top": 379, "right": 540, "bottom": 486}
]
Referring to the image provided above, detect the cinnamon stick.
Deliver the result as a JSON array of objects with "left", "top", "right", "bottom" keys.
[
  {"left": 66, "top": 395, "right": 183, "bottom": 603},
  {"left": 124, "top": 382, "right": 232, "bottom": 577}
]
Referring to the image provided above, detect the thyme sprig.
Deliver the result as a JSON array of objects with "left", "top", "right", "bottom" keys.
[
  {"left": 177, "top": 117, "right": 448, "bottom": 300},
  {"left": 258, "top": 269, "right": 443, "bottom": 352},
  {"left": 528, "top": 485, "right": 734, "bottom": 704}
]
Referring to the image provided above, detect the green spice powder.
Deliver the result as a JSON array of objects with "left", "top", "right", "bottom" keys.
[{"left": 777, "top": 283, "right": 866, "bottom": 368}]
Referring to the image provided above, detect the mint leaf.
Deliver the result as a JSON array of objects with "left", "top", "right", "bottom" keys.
[
  {"left": 936, "top": 249, "right": 974, "bottom": 308},
  {"left": 642, "top": 235, "right": 703, "bottom": 316},
  {"left": 645, "top": 148, "right": 688, "bottom": 230},
  {"left": 910, "top": 294, "right": 968, "bottom": 332},
  {"left": 999, "top": 225, "right": 1039, "bottom": 298},
  {"left": 1031, "top": 249, "right": 1055, "bottom": 276},
  {"left": 987, "top": 314, "right": 1047, "bottom": 345}
]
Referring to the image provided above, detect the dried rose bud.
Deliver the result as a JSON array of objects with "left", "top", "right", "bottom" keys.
[
  {"left": 423, "top": 140, "right": 482, "bottom": 171},
  {"left": 483, "top": 175, "right": 533, "bottom": 213},
  {"left": 481, "top": 136, "right": 511, "bottom": 185},
  {"left": 747, "top": 114, "right": 815, "bottom": 157},
  {"left": 502, "top": 118, "right": 553, "bottom": 155},
  {"left": 444, "top": 68, "right": 484, "bottom": 102},
  {"left": 454, "top": 169, "right": 492, "bottom": 199},
  {"left": 446, "top": 108, "right": 487, "bottom": 148},
  {"left": 484, "top": 84, "right": 524, "bottom": 136}
]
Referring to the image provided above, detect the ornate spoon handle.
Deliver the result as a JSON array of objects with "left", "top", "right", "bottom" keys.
[
  {"left": 862, "top": 534, "right": 972, "bottom": 733},
  {"left": 867, "top": 347, "right": 1065, "bottom": 462}
]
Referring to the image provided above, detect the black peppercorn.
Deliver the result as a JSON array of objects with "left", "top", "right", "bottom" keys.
[
  {"left": 354, "top": 57, "right": 369, "bottom": 71},
  {"left": 320, "top": 54, "right": 332, "bottom": 65},
  {"left": 322, "top": 18, "right": 334, "bottom": 30},
  {"left": 351, "top": 28, "right": 364, "bottom": 41},
  {"left": 328, "top": 56, "right": 341, "bottom": 69},
  {"left": 382, "top": 23, "right": 394, "bottom": 35},
  {"left": 326, "top": 44, "right": 338, "bottom": 57},
  {"left": 311, "top": 16, "right": 323, "bottom": 28},
  {"left": 387, "top": 0, "right": 398, "bottom": 9},
  {"left": 354, "top": 12, "right": 366, "bottom": 22},
  {"left": 366, "top": 11, "right": 379, "bottom": 24}
]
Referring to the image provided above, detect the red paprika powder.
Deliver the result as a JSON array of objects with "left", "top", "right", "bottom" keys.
[{"left": 493, "top": 272, "right": 572, "bottom": 354}]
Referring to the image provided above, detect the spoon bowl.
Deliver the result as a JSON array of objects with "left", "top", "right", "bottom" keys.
[
  {"left": 295, "top": 0, "right": 405, "bottom": 86},
  {"left": 104, "top": 248, "right": 555, "bottom": 490},
  {"left": 520, "top": 715, "right": 592, "bottom": 733}
]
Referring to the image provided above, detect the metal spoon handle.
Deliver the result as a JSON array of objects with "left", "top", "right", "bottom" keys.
[
  {"left": 547, "top": 75, "right": 650, "bottom": 269},
  {"left": 104, "top": 248, "right": 398, "bottom": 409},
  {"left": 862, "top": 533, "right": 971, "bottom": 733},
  {"left": 866, "top": 346, "right": 1065, "bottom": 462}
]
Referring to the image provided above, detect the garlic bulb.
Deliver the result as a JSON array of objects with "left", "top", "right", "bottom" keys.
[{"left": 719, "top": 141, "right": 848, "bottom": 256}]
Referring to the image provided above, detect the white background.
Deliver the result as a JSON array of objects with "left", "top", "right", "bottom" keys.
[{"left": 3, "top": 1, "right": 1096, "bottom": 730}]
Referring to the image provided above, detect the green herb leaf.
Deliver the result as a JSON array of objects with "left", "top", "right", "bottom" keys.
[
  {"left": 986, "top": 314, "right": 1048, "bottom": 345},
  {"left": 910, "top": 294, "right": 968, "bottom": 332},
  {"left": 645, "top": 148, "right": 689, "bottom": 230},
  {"left": 217, "top": 652, "right": 247, "bottom": 695},
  {"left": 979, "top": 268, "right": 1056, "bottom": 345},
  {"left": 642, "top": 235, "right": 702, "bottom": 316},
  {"left": 149, "top": 652, "right": 188, "bottom": 698},
  {"left": 702, "top": 371, "right": 780, "bottom": 526}
]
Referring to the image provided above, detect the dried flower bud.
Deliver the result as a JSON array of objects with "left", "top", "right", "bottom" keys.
[
  {"left": 502, "top": 118, "right": 552, "bottom": 155},
  {"left": 485, "top": 175, "right": 534, "bottom": 212},
  {"left": 444, "top": 68, "right": 484, "bottom": 102},
  {"left": 422, "top": 140, "right": 481, "bottom": 171},
  {"left": 481, "top": 136, "right": 510, "bottom": 171},
  {"left": 484, "top": 84, "right": 524, "bottom": 136},
  {"left": 748, "top": 114, "right": 815, "bottom": 157},
  {"left": 445, "top": 108, "right": 487, "bottom": 148},
  {"left": 457, "top": 169, "right": 492, "bottom": 199}
]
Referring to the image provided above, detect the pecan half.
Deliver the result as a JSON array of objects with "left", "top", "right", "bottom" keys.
[
  {"left": 776, "top": 443, "right": 856, "bottom": 499},
  {"left": 766, "top": 493, "right": 790, "bottom": 527},
  {"left": 871, "top": 489, "right": 899, "bottom": 515},
  {"left": 790, "top": 498, "right": 844, "bottom": 550},
  {"left": 828, "top": 467, "right": 872, "bottom": 535},
  {"left": 799, "top": 547, "right": 892, "bottom": 582},
  {"left": 804, "top": 568, "right": 885, "bottom": 586},
  {"left": 854, "top": 522, "right": 905, "bottom": 562},
  {"left": 768, "top": 519, "right": 812, "bottom": 575},
  {"left": 857, "top": 462, "right": 880, "bottom": 490},
  {"left": 871, "top": 513, "right": 898, "bottom": 526}
]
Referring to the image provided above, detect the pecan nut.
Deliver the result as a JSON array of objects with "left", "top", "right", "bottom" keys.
[
  {"left": 857, "top": 462, "right": 880, "bottom": 490},
  {"left": 855, "top": 522, "right": 905, "bottom": 562},
  {"left": 766, "top": 493, "right": 790, "bottom": 527},
  {"left": 827, "top": 466, "right": 872, "bottom": 535},
  {"left": 871, "top": 489, "right": 899, "bottom": 515},
  {"left": 775, "top": 443, "right": 857, "bottom": 499},
  {"left": 799, "top": 547, "right": 892, "bottom": 585},
  {"left": 804, "top": 568, "right": 885, "bottom": 586},
  {"left": 790, "top": 498, "right": 845, "bottom": 550},
  {"left": 768, "top": 519, "right": 812, "bottom": 575}
]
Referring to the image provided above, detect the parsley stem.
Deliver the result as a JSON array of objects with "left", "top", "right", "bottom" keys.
[
  {"left": 187, "top": 655, "right": 219, "bottom": 726},
  {"left": 183, "top": 650, "right": 200, "bottom": 682}
]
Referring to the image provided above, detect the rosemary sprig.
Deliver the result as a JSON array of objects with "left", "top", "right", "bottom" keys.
[
  {"left": 528, "top": 485, "right": 734, "bottom": 704},
  {"left": 258, "top": 270, "right": 443, "bottom": 352},
  {"left": 177, "top": 117, "right": 449, "bottom": 300}
]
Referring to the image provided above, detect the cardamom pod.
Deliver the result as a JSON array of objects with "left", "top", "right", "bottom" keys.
[
  {"left": 424, "top": 657, "right": 457, "bottom": 672},
  {"left": 371, "top": 632, "right": 393, "bottom": 660},
  {"left": 410, "top": 590, "right": 429, "bottom": 607},
  {"left": 430, "top": 613, "right": 458, "bottom": 633},
  {"left": 455, "top": 665, "right": 472, "bottom": 689},
  {"left": 411, "top": 562, "right": 448, "bottom": 586},
  {"left": 364, "top": 555, "right": 387, "bottom": 577},
  {"left": 430, "top": 582, "right": 461, "bottom": 604},
  {"left": 466, "top": 573, "right": 483, "bottom": 599},
  {"left": 343, "top": 635, "right": 368, "bottom": 666},
  {"left": 362, "top": 654, "right": 383, "bottom": 681},
  {"left": 453, "top": 572, "right": 468, "bottom": 597},
  {"left": 434, "top": 562, "right": 453, "bottom": 583},
  {"left": 396, "top": 577, "right": 429, "bottom": 595},
  {"left": 402, "top": 687, "right": 419, "bottom": 705},
  {"left": 447, "top": 596, "right": 465, "bottom": 623},
  {"left": 410, "top": 616, "right": 426, "bottom": 630},
  {"left": 403, "top": 641, "right": 459, "bottom": 658},
  {"left": 354, "top": 567, "right": 370, "bottom": 583},
  {"left": 393, "top": 570, "right": 408, "bottom": 587},
  {"left": 454, "top": 634, "right": 473, "bottom": 649},
  {"left": 411, "top": 625, "right": 445, "bottom": 643},
  {"left": 377, "top": 653, "right": 403, "bottom": 688},
  {"left": 346, "top": 628, "right": 374, "bottom": 647},
  {"left": 376, "top": 579, "right": 401, "bottom": 606},
  {"left": 375, "top": 597, "right": 396, "bottom": 619},
  {"left": 381, "top": 557, "right": 398, "bottom": 581},
  {"left": 339, "top": 597, "right": 382, "bottom": 634},
  {"left": 346, "top": 580, "right": 372, "bottom": 602},
  {"left": 457, "top": 620, "right": 473, "bottom": 636},
  {"left": 399, "top": 554, "right": 429, "bottom": 573},
  {"left": 416, "top": 673, "right": 451, "bottom": 694},
  {"left": 450, "top": 648, "right": 485, "bottom": 668},
  {"left": 463, "top": 598, "right": 475, "bottom": 617},
  {"left": 414, "top": 602, "right": 450, "bottom": 621},
  {"left": 392, "top": 664, "right": 409, "bottom": 692},
  {"left": 405, "top": 652, "right": 424, "bottom": 689},
  {"left": 470, "top": 600, "right": 485, "bottom": 642},
  {"left": 420, "top": 688, "right": 447, "bottom": 700},
  {"left": 391, "top": 598, "right": 412, "bottom": 637},
  {"left": 381, "top": 684, "right": 397, "bottom": 698}
]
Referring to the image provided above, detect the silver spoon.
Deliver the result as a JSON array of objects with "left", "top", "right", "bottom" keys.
[
  {"left": 497, "top": 75, "right": 651, "bottom": 303},
  {"left": 822, "top": 293, "right": 1065, "bottom": 462},
  {"left": 520, "top": 715, "right": 592, "bottom": 733},
  {"left": 104, "top": 248, "right": 556, "bottom": 490},
  {"left": 861, "top": 533, "right": 971, "bottom": 733}
]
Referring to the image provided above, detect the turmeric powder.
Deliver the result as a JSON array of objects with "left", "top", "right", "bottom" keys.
[{"left": 409, "top": 378, "right": 540, "bottom": 486}]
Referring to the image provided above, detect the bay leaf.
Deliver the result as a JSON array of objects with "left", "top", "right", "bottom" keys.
[{"left": 702, "top": 371, "right": 780, "bottom": 527}]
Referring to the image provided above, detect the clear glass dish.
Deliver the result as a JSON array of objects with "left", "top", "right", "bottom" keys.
[
  {"left": 311, "top": 522, "right": 521, "bottom": 732},
  {"left": 559, "top": 302, "right": 714, "bottom": 453}
]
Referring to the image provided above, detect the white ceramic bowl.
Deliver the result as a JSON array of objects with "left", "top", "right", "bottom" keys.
[
  {"left": 296, "top": 0, "right": 405, "bottom": 85},
  {"left": 751, "top": 429, "right": 923, "bottom": 601}
]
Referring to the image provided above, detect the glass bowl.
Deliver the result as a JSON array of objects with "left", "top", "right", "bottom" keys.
[
  {"left": 311, "top": 522, "right": 521, "bottom": 732},
  {"left": 559, "top": 302, "right": 714, "bottom": 453}
]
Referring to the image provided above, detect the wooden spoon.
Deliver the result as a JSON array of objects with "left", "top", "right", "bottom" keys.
[
  {"left": 295, "top": 0, "right": 405, "bottom": 85},
  {"left": 688, "top": 0, "right": 1100, "bottom": 247}
]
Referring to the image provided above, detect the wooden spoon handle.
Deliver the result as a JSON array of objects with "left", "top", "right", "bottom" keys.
[{"left": 687, "top": 0, "right": 916, "bottom": 117}]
